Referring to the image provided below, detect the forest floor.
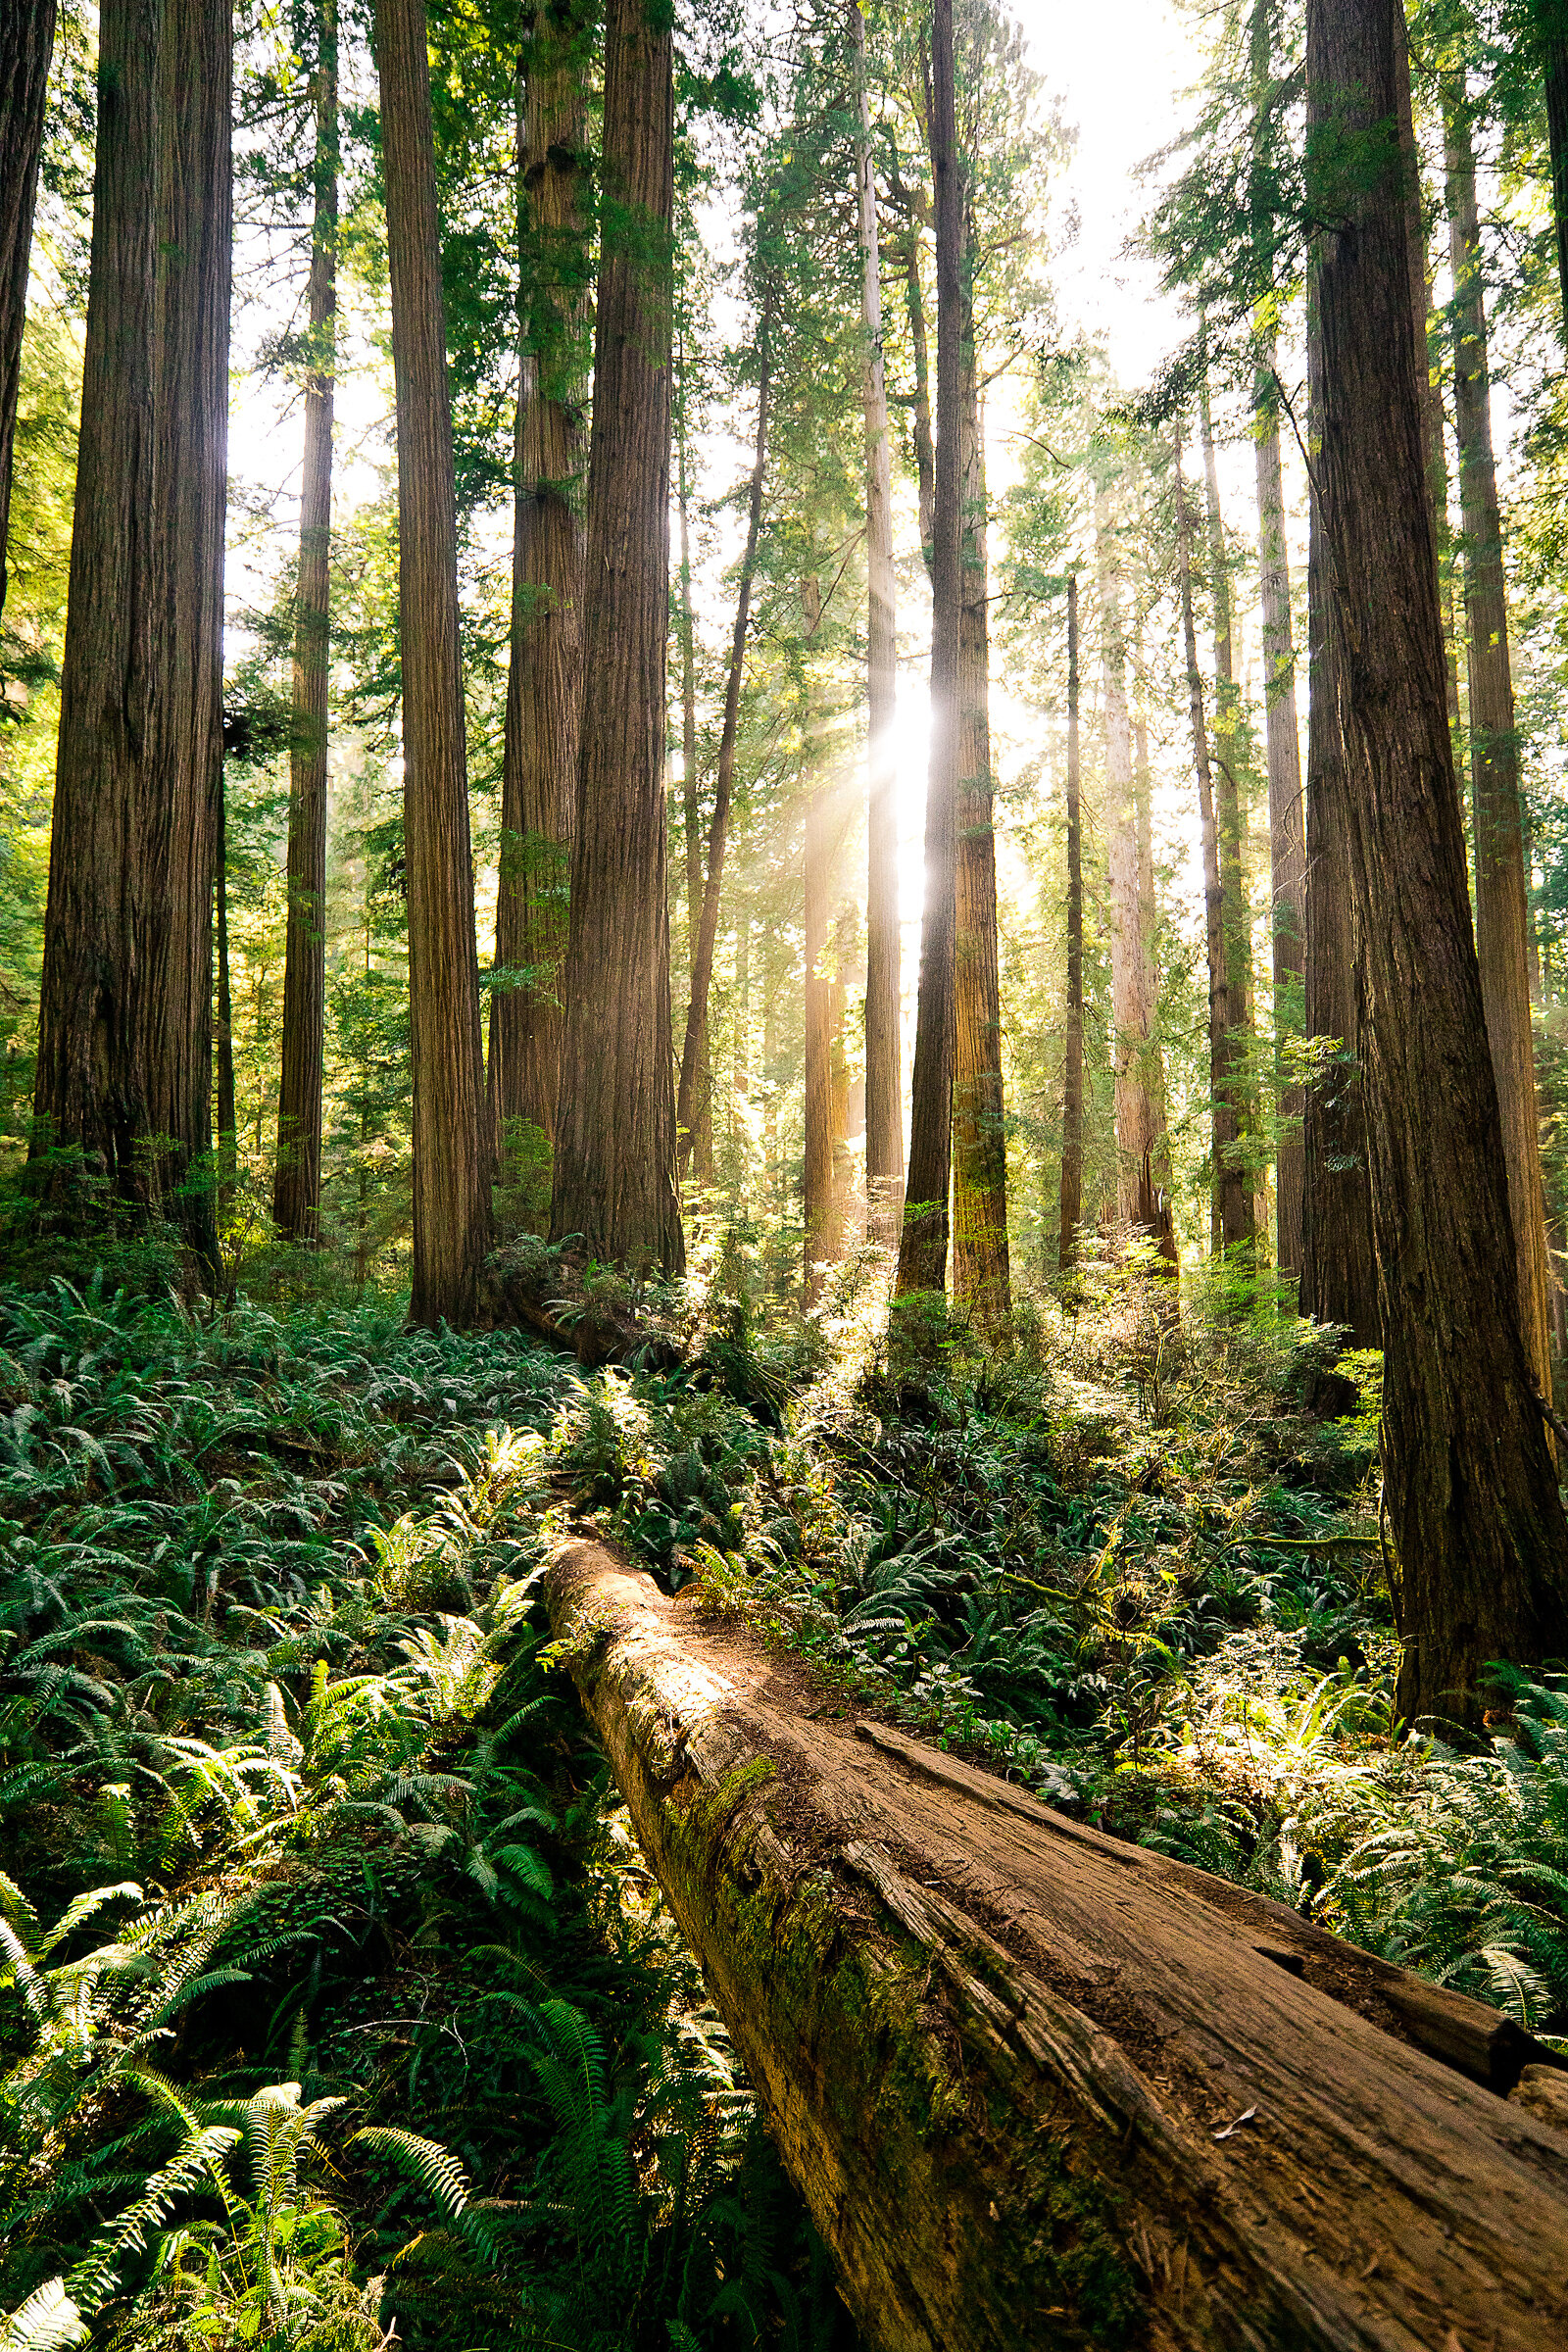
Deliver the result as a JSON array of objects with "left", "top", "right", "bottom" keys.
[{"left": 2, "top": 1229, "right": 1566, "bottom": 2349}]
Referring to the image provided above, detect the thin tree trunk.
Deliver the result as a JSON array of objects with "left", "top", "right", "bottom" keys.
[
  {"left": 831, "top": 901, "right": 856, "bottom": 1243},
  {"left": 490, "top": 5, "right": 587, "bottom": 1156},
  {"left": 377, "top": 0, "right": 491, "bottom": 1324},
  {"left": 275, "top": 0, "right": 337, "bottom": 1245},
  {"left": 895, "top": 0, "right": 960, "bottom": 1299},
  {"left": 904, "top": 223, "right": 935, "bottom": 572},
  {"left": 952, "top": 309, "right": 1010, "bottom": 1330},
  {"left": 1443, "top": 74, "right": 1554, "bottom": 1408},
  {"left": 1133, "top": 611, "right": 1176, "bottom": 1240},
  {"left": 0, "top": 0, "right": 57, "bottom": 621},
  {"left": 1057, "top": 577, "right": 1083, "bottom": 1270},
  {"left": 1300, "top": 253, "right": 1379, "bottom": 1344},
  {"left": 1097, "top": 484, "right": 1169, "bottom": 1251},
  {"left": 1176, "top": 435, "right": 1246, "bottom": 1260},
  {"left": 1539, "top": 0, "right": 1568, "bottom": 336},
  {"left": 550, "top": 0, "right": 682, "bottom": 1272},
  {"left": 1307, "top": 0, "right": 1568, "bottom": 1721},
  {"left": 804, "top": 770, "right": 834, "bottom": 1295},
  {"left": 216, "top": 769, "right": 236, "bottom": 1213},
  {"left": 1253, "top": 360, "right": 1305, "bottom": 1278},
  {"left": 674, "top": 358, "right": 711, "bottom": 1184},
  {"left": 854, "top": 0, "right": 904, "bottom": 1245},
  {"left": 676, "top": 306, "right": 770, "bottom": 1174}
]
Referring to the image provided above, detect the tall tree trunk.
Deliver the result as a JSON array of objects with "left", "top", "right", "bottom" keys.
[
  {"left": 275, "top": 0, "right": 337, "bottom": 1245},
  {"left": 1443, "top": 75, "right": 1554, "bottom": 1409},
  {"left": 1057, "top": 576, "right": 1083, "bottom": 1269},
  {"left": 903, "top": 222, "right": 936, "bottom": 571},
  {"left": 676, "top": 307, "right": 769, "bottom": 1175},
  {"left": 33, "top": 0, "right": 228, "bottom": 1277},
  {"left": 216, "top": 769, "right": 236, "bottom": 1214},
  {"left": 490, "top": 6, "right": 587, "bottom": 1157},
  {"left": 1176, "top": 435, "right": 1247, "bottom": 1259},
  {"left": 804, "top": 780, "right": 834, "bottom": 1297},
  {"left": 952, "top": 297, "right": 1010, "bottom": 1331},
  {"left": 1306, "top": 0, "right": 1568, "bottom": 1721},
  {"left": 1133, "top": 614, "right": 1176, "bottom": 1238},
  {"left": 831, "top": 901, "right": 856, "bottom": 1244},
  {"left": 674, "top": 361, "right": 711, "bottom": 1184},
  {"left": 1300, "top": 256, "right": 1379, "bottom": 1343},
  {"left": 1538, "top": 0, "right": 1568, "bottom": 337},
  {"left": 895, "top": 0, "right": 959, "bottom": 1300},
  {"left": 550, "top": 0, "right": 681, "bottom": 1272},
  {"left": 1253, "top": 360, "right": 1306, "bottom": 1277},
  {"left": 377, "top": 0, "right": 491, "bottom": 1324},
  {"left": 1199, "top": 361, "right": 1256, "bottom": 1251},
  {"left": 0, "top": 0, "right": 57, "bottom": 621},
  {"left": 854, "top": 0, "right": 904, "bottom": 1245},
  {"left": 1097, "top": 484, "right": 1169, "bottom": 1252}
]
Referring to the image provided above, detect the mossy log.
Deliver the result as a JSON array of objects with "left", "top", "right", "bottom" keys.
[{"left": 545, "top": 1539, "right": 1568, "bottom": 2352}]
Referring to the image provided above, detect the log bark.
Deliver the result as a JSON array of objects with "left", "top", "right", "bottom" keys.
[
  {"left": 549, "top": 0, "right": 682, "bottom": 1273},
  {"left": 1307, "top": 0, "right": 1568, "bottom": 1718},
  {"left": 275, "top": 0, "right": 338, "bottom": 1245},
  {"left": 377, "top": 0, "right": 492, "bottom": 1325},
  {"left": 490, "top": 6, "right": 588, "bottom": 1157},
  {"left": 853, "top": 0, "right": 904, "bottom": 1245},
  {"left": 0, "top": 0, "right": 56, "bottom": 622},
  {"left": 547, "top": 1538, "right": 1568, "bottom": 2352},
  {"left": 1442, "top": 77, "right": 1553, "bottom": 1409},
  {"left": 896, "top": 0, "right": 960, "bottom": 1301},
  {"left": 1057, "top": 578, "right": 1083, "bottom": 1270}
]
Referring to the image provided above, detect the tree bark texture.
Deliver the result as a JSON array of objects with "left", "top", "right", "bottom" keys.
[
  {"left": 33, "top": 0, "right": 227, "bottom": 1276},
  {"left": 0, "top": 0, "right": 56, "bottom": 620},
  {"left": 549, "top": 0, "right": 681, "bottom": 1273},
  {"left": 1300, "top": 259, "right": 1379, "bottom": 1345},
  {"left": 1307, "top": 0, "right": 1568, "bottom": 1720},
  {"left": 896, "top": 0, "right": 960, "bottom": 1300},
  {"left": 547, "top": 1538, "right": 1568, "bottom": 2352},
  {"left": 216, "top": 771, "right": 236, "bottom": 1213},
  {"left": 1057, "top": 578, "right": 1083, "bottom": 1270},
  {"left": 1097, "top": 487, "right": 1168, "bottom": 1251},
  {"left": 1443, "top": 79, "right": 1553, "bottom": 1407},
  {"left": 854, "top": 0, "right": 904, "bottom": 1245},
  {"left": 377, "top": 0, "right": 492, "bottom": 1325},
  {"left": 675, "top": 405, "right": 711, "bottom": 1185},
  {"left": 1540, "top": 1, "right": 1568, "bottom": 338},
  {"left": 491, "top": 10, "right": 588, "bottom": 1159},
  {"left": 903, "top": 222, "right": 936, "bottom": 574},
  {"left": 676, "top": 310, "right": 769, "bottom": 1175},
  {"left": 1253, "top": 361, "right": 1306, "bottom": 1278},
  {"left": 1177, "top": 439, "right": 1248, "bottom": 1261},
  {"left": 952, "top": 307, "right": 1010, "bottom": 1332},
  {"left": 275, "top": 0, "right": 338, "bottom": 1245}
]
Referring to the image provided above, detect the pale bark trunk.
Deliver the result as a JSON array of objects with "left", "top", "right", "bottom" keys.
[
  {"left": 896, "top": 0, "right": 960, "bottom": 1299},
  {"left": 490, "top": 9, "right": 587, "bottom": 1157},
  {"left": 377, "top": 0, "right": 492, "bottom": 1324},
  {"left": 1253, "top": 360, "right": 1305, "bottom": 1277},
  {"left": 1443, "top": 77, "right": 1553, "bottom": 1407},
  {"left": 853, "top": 0, "right": 903, "bottom": 1244},
  {"left": 549, "top": 0, "right": 682, "bottom": 1272},
  {"left": 1057, "top": 577, "right": 1083, "bottom": 1268},
  {"left": 275, "top": 0, "right": 337, "bottom": 1244},
  {"left": 0, "top": 0, "right": 57, "bottom": 621}
]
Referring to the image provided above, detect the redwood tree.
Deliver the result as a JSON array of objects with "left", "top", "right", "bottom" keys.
[
  {"left": 275, "top": 0, "right": 339, "bottom": 1243},
  {"left": 1057, "top": 575, "right": 1083, "bottom": 1269},
  {"left": 490, "top": 1, "right": 589, "bottom": 1155},
  {"left": 550, "top": 0, "right": 682, "bottom": 1272},
  {"left": 377, "top": 0, "right": 492, "bottom": 1323},
  {"left": 1306, "top": 0, "right": 1568, "bottom": 1718},
  {"left": 0, "top": 0, "right": 56, "bottom": 621}
]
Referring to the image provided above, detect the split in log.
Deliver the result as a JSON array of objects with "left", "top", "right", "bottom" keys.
[{"left": 545, "top": 1536, "right": 1568, "bottom": 2352}]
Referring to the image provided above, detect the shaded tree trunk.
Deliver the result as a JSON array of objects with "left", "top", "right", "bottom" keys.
[
  {"left": 0, "top": 0, "right": 57, "bottom": 620},
  {"left": 952, "top": 297, "right": 1010, "bottom": 1331},
  {"left": 1306, "top": 0, "right": 1568, "bottom": 1720},
  {"left": 33, "top": 0, "right": 227, "bottom": 1277},
  {"left": 275, "top": 0, "right": 337, "bottom": 1245},
  {"left": 1057, "top": 577, "right": 1083, "bottom": 1269},
  {"left": 804, "top": 786, "right": 834, "bottom": 1296},
  {"left": 1177, "top": 435, "right": 1247, "bottom": 1259},
  {"left": 377, "top": 0, "right": 492, "bottom": 1324},
  {"left": 490, "top": 6, "right": 587, "bottom": 1156},
  {"left": 1539, "top": 0, "right": 1568, "bottom": 336},
  {"left": 895, "top": 0, "right": 959, "bottom": 1299},
  {"left": 1300, "top": 257, "right": 1379, "bottom": 1344},
  {"left": 1253, "top": 360, "right": 1306, "bottom": 1277},
  {"left": 216, "top": 769, "right": 236, "bottom": 1214},
  {"left": 550, "top": 0, "right": 682, "bottom": 1272},
  {"left": 676, "top": 307, "right": 770, "bottom": 1176},
  {"left": 903, "top": 221, "right": 936, "bottom": 570},
  {"left": 854, "top": 0, "right": 903, "bottom": 1246},
  {"left": 1443, "top": 75, "right": 1554, "bottom": 1408},
  {"left": 674, "top": 370, "right": 711, "bottom": 1184}
]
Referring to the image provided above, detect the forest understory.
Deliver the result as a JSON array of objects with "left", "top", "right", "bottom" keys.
[{"left": 5, "top": 1231, "right": 1566, "bottom": 2350}]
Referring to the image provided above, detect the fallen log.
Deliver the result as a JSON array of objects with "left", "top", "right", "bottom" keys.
[{"left": 545, "top": 1538, "right": 1568, "bottom": 2352}]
